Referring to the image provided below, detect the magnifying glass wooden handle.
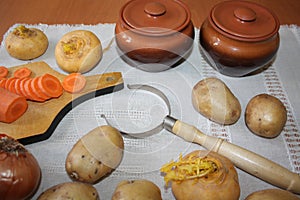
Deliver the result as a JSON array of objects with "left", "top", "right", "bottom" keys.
[{"left": 163, "top": 115, "right": 300, "bottom": 194}]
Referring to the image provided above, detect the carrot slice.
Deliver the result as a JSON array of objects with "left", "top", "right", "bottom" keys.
[
  {"left": 0, "top": 66, "right": 8, "bottom": 78},
  {"left": 0, "top": 87, "right": 28, "bottom": 123},
  {"left": 37, "top": 73, "right": 63, "bottom": 98},
  {"left": 4, "top": 77, "right": 15, "bottom": 90},
  {"left": 23, "top": 78, "right": 45, "bottom": 102},
  {"left": 0, "top": 78, "right": 7, "bottom": 88},
  {"left": 62, "top": 73, "right": 86, "bottom": 93},
  {"left": 19, "top": 78, "right": 31, "bottom": 99},
  {"left": 13, "top": 67, "right": 32, "bottom": 79},
  {"left": 22, "top": 78, "right": 33, "bottom": 100},
  {"left": 14, "top": 78, "right": 23, "bottom": 96},
  {"left": 31, "top": 77, "right": 50, "bottom": 101},
  {"left": 7, "top": 78, "right": 18, "bottom": 94}
]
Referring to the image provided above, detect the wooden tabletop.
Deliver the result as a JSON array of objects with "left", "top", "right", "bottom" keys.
[{"left": 0, "top": 0, "right": 300, "bottom": 43}]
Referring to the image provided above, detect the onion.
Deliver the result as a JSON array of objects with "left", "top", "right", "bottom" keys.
[{"left": 0, "top": 134, "right": 41, "bottom": 200}]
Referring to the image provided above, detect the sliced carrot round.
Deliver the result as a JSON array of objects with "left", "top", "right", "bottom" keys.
[
  {"left": 24, "top": 78, "right": 45, "bottom": 102},
  {"left": 38, "top": 73, "right": 63, "bottom": 98},
  {"left": 19, "top": 78, "right": 31, "bottom": 98},
  {"left": 62, "top": 73, "right": 86, "bottom": 93},
  {"left": 0, "top": 66, "right": 8, "bottom": 78},
  {"left": 7, "top": 78, "right": 18, "bottom": 94},
  {"left": 0, "top": 78, "right": 7, "bottom": 88},
  {"left": 14, "top": 78, "right": 23, "bottom": 96},
  {"left": 22, "top": 78, "right": 33, "bottom": 100},
  {"left": 4, "top": 77, "right": 16, "bottom": 91},
  {"left": 13, "top": 67, "right": 32, "bottom": 79},
  {"left": 31, "top": 77, "right": 50, "bottom": 101}
]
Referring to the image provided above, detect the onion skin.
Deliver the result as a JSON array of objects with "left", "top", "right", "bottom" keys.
[
  {"left": 171, "top": 150, "right": 240, "bottom": 200},
  {"left": 0, "top": 134, "right": 41, "bottom": 200}
]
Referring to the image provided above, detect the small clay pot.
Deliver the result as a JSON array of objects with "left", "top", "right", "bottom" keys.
[
  {"left": 115, "top": 0, "right": 194, "bottom": 72},
  {"left": 199, "top": 1, "right": 280, "bottom": 77}
]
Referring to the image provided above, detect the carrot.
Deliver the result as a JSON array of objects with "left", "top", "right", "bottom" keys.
[
  {"left": 0, "top": 78, "right": 7, "bottom": 88},
  {"left": 13, "top": 67, "right": 32, "bottom": 79},
  {"left": 0, "top": 73, "right": 64, "bottom": 101},
  {"left": 13, "top": 78, "right": 23, "bottom": 96},
  {"left": 37, "top": 73, "right": 63, "bottom": 98},
  {"left": 7, "top": 78, "right": 17, "bottom": 94},
  {"left": 0, "top": 66, "right": 8, "bottom": 78},
  {"left": 4, "top": 77, "right": 14, "bottom": 90},
  {"left": 30, "top": 77, "right": 50, "bottom": 101},
  {"left": 22, "top": 78, "right": 34, "bottom": 100},
  {"left": 19, "top": 78, "right": 31, "bottom": 98},
  {"left": 62, "top": 73, "right": 86, "bottom": 93},
  {"left": 23, "top": 78, "right": 45, "bottom": 102},
  {"left": 0, "top": 87, "right": 28, "bottom": 123}
]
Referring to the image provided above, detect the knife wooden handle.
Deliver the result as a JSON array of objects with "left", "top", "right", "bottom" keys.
[{"left": 164, "top": 115, "right": 300, "bottom": 194}]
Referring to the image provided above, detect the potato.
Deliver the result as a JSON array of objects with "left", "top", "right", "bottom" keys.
[
  {"left": 245, "top": 94, "right": 287, "bottom": 138},
  {"left": 55, "top": 30, "right": 102, "bottom": 73},
  {"left": 112, "top": 179, "right": 162, "bottom": 200},
  {"left": 37, "top": 182, "right": 99, "bottom": 200},
  {"left": 192, "top": 77, "right": 241, "bottom": 125},
  {"left": 5, "top": 25, "right": 48, "bottom": 60},
  {"left": 162, "top": 150, "right": 240, "bottom": 200},
  {"left": 245, "top": 188, "right": 300, "bottom": 200},
  {"left": 65, "top": 125, "right": 124, "bottom": 184}
]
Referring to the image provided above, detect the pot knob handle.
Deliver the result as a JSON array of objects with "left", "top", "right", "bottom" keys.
[
  {"left": 234, "top": 7, "right": 256, "bottom": 22},
  {"left": 144, "top": 2, "right": 166, "bottom": 16}
]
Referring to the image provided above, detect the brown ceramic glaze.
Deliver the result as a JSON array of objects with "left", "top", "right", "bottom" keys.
[
  {"left": 200, "top": 1, "right": 280, "bottom": 77},
  {"left": 115, "top": 0, "right": 194, "bottom": 72}
]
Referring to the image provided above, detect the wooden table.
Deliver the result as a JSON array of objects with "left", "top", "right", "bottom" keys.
[{"left": 1, "top": 0, "right": 300, "bottom": 42}]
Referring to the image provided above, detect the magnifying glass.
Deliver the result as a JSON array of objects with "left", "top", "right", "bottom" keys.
[{"left": 103, "top": 84, "right": 300, "bottom": 194}]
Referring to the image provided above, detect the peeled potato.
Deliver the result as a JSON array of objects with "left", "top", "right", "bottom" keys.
[
  {"left": 112, "top": 179, "right": 162, "bottom": 200},
  {"left": 55, "top": 30, "right": 102, "bottom": 73},
  {"left": 65, "top": 125, "right": 124, "bottom": 184},
  {"left": 37, "top": 182, "right": 100, "bottom": 200},
  {"left": 245, "top": 94, "right": 287, "bottom": 138},
  {"left": 5, "top": 25, "right": 48, "bottom": 60},
  {"left": 192, "top": 77, "right": 241, "bottom": 125},
  {"left": 245, "top": 188, "right": 300, "bottom": 200}
]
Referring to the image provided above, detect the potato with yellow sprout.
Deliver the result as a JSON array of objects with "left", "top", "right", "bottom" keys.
[
  {"left": 65, "top": 125, "right": 124, "bottom": 184},
  {"left": 55, "top": 30, "right": 102, "bottom": 73},
  {"left": 5, "top": 25, "right": 48, "bottom": 60},
  {"left": 192, "top": 77, "right": 241, "bottom": 125},
  {"left": 112, "top": 179, "right": 162, "bottom": 200},
  {"left": 161, "top": 150, "right": 240, "bottom": 200}
]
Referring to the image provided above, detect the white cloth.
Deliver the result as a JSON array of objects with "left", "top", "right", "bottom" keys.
[{"left": 0, "top": 23, "right": 300, "bottom": 199}]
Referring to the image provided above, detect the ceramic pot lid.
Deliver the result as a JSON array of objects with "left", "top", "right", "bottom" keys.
[
  {"left": 121, "top": 0, "right": 191, "bottom": 35},
  {"left": 210, "top": 1, "right": 280, "bottom": 41}
]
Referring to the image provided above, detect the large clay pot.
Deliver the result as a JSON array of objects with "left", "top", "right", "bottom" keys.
[
  {"left": 200, "top": 0, "right": 280, "bottom": 77},
  {"left": 115, "top": 0, "right": 194, "bottom": 72}
]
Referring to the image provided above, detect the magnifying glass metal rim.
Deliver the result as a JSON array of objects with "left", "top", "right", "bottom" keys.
[{"left": 101, "top": 84, "right": 171, "bottom": 138}]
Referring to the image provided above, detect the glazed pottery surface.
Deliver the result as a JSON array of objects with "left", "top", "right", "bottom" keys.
[
  {"left": 199, "top": 0, "right": 280, "bottom": 77},
  {"left": 115, "top": 0, "right": 194, "bottom": 72}
]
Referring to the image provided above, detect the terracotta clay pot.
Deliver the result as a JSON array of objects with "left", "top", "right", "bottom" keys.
[
  {"left": 115, "top": 0, "right": 194, "bottom": 72},
  {"left": 200, "top": 1, "right": 280, "bottom": 77}
]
